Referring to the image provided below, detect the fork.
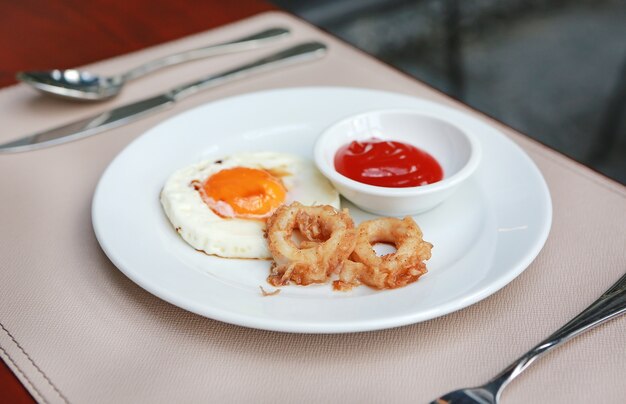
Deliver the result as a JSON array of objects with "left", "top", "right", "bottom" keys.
[{"left": 430, "top": 271, "right": 626, "bottom": 404}]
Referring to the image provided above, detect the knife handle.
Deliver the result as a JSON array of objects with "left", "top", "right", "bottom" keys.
[{"left": 169, "top": 42, "right": 327, "bottom": 100}]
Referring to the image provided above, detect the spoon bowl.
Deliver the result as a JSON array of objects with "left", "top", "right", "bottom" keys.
[{"left": 17, "top": 70, "right": 123, "bottom": 101}]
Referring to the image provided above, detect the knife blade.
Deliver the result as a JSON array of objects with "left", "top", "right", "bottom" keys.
[{"left": 0, "top": 42, "right": 327, "bottom": 153}]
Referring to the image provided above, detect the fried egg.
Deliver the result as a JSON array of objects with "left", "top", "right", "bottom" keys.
[{"left": 160, "top": 152, "right": 340, "bottom": 259}]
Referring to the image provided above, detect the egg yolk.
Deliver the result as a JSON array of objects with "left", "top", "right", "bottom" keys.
[{"left": 202, "top": 167, "right": 286, "bottom": 218}]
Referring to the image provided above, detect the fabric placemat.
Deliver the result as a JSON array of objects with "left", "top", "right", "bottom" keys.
[{"left": 1, "top": 11, "right": 625, "bottom": 404}]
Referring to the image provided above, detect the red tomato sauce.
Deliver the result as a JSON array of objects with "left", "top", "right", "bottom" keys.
[{"left": 334, "top": 138, "right": 443, "bottom": 188}]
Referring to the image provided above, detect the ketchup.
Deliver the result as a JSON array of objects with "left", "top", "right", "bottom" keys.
[{"left": 334, "top": 138, "right": 443, "bottom": 188}]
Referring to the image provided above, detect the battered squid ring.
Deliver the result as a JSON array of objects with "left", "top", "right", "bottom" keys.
[
  {"left": 266, "top": 202, "right": 356, "bottom": 286},
  {"left": 335, "top": 217, "right": 432, "bottom": 290}
]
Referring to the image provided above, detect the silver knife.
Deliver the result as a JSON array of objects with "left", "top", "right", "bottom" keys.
[{"left": 0, "top": 42, "right": 327, "bottom": 153}]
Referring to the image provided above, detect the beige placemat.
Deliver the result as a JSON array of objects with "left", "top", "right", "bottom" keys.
[{"left": 1, "top": 11, "right": 625, "bottom": 404}]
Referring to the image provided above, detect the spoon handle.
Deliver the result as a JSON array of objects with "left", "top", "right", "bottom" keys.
[
  {"left": 120, "top": 27, "right": 289, "bottom": 82},
  {"left": 169, "top": 42, "right": 326, "bottom": 100},
  {"left": 487, "top": 271, "right": 626, "bottom": 396}
]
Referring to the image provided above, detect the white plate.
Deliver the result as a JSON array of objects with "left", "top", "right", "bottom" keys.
[{"left": 93, "top": 87, "right": 552, "bottom": 333}]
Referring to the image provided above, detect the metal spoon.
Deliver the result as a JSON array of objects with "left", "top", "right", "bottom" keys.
[
  {"left": 16, "top": 27, "right": 289, "bottom": 102},
  {"left": 430, "top": 271, "right": 626, "bottom": 404}
]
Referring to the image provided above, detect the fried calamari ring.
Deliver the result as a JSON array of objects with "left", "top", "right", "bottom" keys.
[
  {"left": 335, "top": 216, "right": 432, "bottom": 290},
  {"left": 266, "top": 202, "right": 356, "bottom": 286}
]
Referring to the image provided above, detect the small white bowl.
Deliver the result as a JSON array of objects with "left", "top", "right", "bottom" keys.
[{"left": 314, "top": 108, "right": 482, "bottom": 216}]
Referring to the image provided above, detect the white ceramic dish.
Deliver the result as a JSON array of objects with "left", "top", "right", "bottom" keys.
[
  {"left": 92, "top": 87, "right": 552, "bottom": 333},
  {"left": 314, "top": 109, "right": 482, "bottom": 215}
]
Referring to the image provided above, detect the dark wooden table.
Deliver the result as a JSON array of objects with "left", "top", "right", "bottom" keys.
[{"left": 0, "top": 1, "right": 274, "bottom": 401}]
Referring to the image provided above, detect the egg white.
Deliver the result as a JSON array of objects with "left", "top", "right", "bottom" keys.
[{"left": 160, "top": 152, "right": 340, "bottom": 259}]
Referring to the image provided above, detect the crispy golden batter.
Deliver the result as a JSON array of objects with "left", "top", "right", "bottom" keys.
[
  {"left": 265, "top": 202, "right": 356, "bottom": 286},
  {"left": 265, "top": 203, "right": 432, "bottom": 291},
  {"left": 335, "top": 217, "right": 432, "bottom": 290}
]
